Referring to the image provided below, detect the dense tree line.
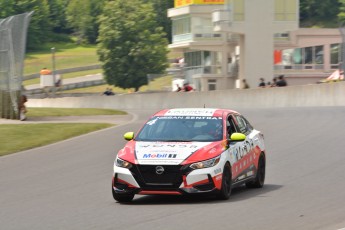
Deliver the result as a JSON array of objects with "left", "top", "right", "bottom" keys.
[{"left": 0, "top": 0, "right": 173, "bottom": 50}]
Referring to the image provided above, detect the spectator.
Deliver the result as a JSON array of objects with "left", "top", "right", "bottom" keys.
[
  {"left": 40, "top": 67, "right": 52, "bottom": 75},
  {"left": 276, "top": 75, "right": 287, "bottom": 87},
  {"left": 242, "top": 79, "right": 250, "bottom": 89},
  {"left": 258, "top": 78, "right": 266, "bottom": 88},
  {"left": 183, "top": 82, "right": 193, "bottom": 92},
  {"left": 270, "top": 77, "right": 277, "bottom": 87},
  {"left": 102, "top": 88, "right": 115, "bottom": 96},
  {"left": 175, "top": 84, "right": 182, "bottom": 92},
  {"left": 19, "top": 94, "right": 28, "bottom": 121}
]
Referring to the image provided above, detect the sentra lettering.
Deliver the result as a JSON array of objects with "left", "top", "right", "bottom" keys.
[{"left": 143, "top": 154, "right": 177, "bottom": 158}]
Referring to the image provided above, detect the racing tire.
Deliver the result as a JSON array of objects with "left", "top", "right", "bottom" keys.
[
  {"left": 246, "top": 154, "right": 265, "bottom": 188},
  {"left": 112, "top": 185, "right": 134, "bottom": 203},
  {"left": 217, "top": 163, "right": 232, "bottom": 200}
]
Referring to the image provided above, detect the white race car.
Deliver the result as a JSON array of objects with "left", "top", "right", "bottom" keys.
[{"left": 112, "top": 108, "right": 266, "bottom": 202}]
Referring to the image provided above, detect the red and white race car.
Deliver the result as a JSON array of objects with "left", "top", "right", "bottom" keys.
[{"left": 112, "top": 108, "right": 266, "bottom": 202}]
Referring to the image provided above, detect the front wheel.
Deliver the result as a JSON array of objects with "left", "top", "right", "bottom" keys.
[
  {"left": 112, "top": 185, "right": 134, "bottom": 203},
  {"left": 246, "top": 154, "right": 265, "bottom": 188},
  {"left": 217, "top": 164, "right": 232, "bottom": 200}
]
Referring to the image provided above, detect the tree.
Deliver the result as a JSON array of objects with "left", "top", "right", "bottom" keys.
[
  {"left": 0, "top": 0, "right": 16, "bottom": 18},
  {"left": 66, "top": 0, "right": 104, "bottom": 44},
  {"left": 0, "top": 0, "right": 52, "bottom": 50},
  {"left": 143, "top": 0, "right": 174, "bottom": 42},
  {"left": 300, "top": 0, "right": 340, "bottom": 27},
  {"left": 338, "top": 0, "right": 345, "bottom": 25},
  {"left": 16, "top": 0, "right": 52, "bottom": 50},
  {"left": 97, "top": 0, "right": 169, "bottom": 92},
  {"left": 47, "top": 0, "right": 70, "bottom": 33}
]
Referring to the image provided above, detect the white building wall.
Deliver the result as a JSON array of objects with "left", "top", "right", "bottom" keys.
[{"left": 240, "top": 0, "right": 275, "bottom": 88}]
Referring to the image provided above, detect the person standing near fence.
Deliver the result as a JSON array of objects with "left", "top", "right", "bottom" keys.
[
  {"left": 276, "top": 75, "right": 288, "bottom": 87},
  {"left": 40, "top": 67, "right": 52, "bottom": 75}
]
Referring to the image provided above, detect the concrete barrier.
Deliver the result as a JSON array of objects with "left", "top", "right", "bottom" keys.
[{"left": 27, "top": 82, "right": 345, "bottom": 110}]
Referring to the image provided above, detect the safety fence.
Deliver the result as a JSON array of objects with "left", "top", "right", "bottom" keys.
[{"left": 0, "top": 12, "right": 32, "bottom": 119}]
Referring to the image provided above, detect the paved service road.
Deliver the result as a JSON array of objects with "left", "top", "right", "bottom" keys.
[{"left": 1, "top": 107, "right": 345, "bottom": 230}]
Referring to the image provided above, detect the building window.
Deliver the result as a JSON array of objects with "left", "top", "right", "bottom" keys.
[
  {"left": 208, "top": 79, "right": 217, "bottom": 91},
  {"left": 331, "top": 43, "right": 341, "bottom": 68},
  {"left": 275, "top": 0, "right": 297, "bottom": 21},
  {"left": 172, "top": 17, "right": 191, "bottom": 36},
  {"left": 276, "top": 46, "right": 325, "bottom": 70},
  {"left": 315, "top": 45, "right": 323, "bottom": 64},
  {"left": 184, "top": 50, "right": 222, "bottom": 74},
  {"left": 303, "top": 46, "right": 313, "bottom": 64}
]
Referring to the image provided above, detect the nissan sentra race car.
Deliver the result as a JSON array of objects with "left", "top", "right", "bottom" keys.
[{"left": 112, "top": 108, "right": 266, "bottom": 202}]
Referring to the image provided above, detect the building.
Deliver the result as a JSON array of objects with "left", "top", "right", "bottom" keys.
[{"left": 168, "top": 0, "right": 343, "bottom": 91}]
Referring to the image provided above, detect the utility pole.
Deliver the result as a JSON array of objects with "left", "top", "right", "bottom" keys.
[{"left": 51, "top": 47, "right": 56, "bottom": 96}]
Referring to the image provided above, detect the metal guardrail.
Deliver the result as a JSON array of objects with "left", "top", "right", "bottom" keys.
[
  {"left": 24, "top": 64, "right": 102, "bottom": 80},
  {"left": 24, "top": 79, "right": 106, "bottom": 97}
]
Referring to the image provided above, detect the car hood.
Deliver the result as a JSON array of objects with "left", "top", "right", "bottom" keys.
[{"left": 118, "top": 141, "right": 227, "bottom": 165}]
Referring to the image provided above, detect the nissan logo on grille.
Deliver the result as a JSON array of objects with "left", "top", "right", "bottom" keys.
[{"left": 155, "top": 166, "right": 164, "bottom": 175}]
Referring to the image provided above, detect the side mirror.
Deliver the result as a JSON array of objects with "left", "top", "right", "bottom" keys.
[
  {"left": 230, "top": 133, "right": 246, "bottom": 142},
  {"left": 124, "top": 132, "right": 134, "bottom": 141}
]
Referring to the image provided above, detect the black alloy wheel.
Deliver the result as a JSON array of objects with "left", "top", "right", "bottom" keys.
[
  {"left": 112, "top": 185, "right": 135, "bottom": 203},
  {"left": 217, "top": 164, "right": 232, "bottom": 200},
  {"left": 246, "top": 154, "right": 265, "bottom": 188}
]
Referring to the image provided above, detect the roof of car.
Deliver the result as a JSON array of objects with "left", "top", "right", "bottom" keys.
[{"left": 153, "top": 108, "right": 238, "bottom": 117}]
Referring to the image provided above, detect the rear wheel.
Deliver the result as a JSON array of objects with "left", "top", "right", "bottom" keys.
[
  {"left": 217, "top": 164, "right": 232, "bottom": 200},
  {"left": 112, "top": 185, "right": 134, "bottom": 203},
  {"left": 246, "top": 154, "right": 265, "bottom": 188}
]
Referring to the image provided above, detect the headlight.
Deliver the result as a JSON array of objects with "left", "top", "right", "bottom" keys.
[
  {"left": 190, "top": 155, "right": 221, "bottom": 170},
  {"left": 115, "top": 157, "right": 132, "bottom": 169}
]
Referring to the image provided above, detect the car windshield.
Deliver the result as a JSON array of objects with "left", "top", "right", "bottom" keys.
[{"left": 135, "top": 116, "right": 223, "bottom": 142}]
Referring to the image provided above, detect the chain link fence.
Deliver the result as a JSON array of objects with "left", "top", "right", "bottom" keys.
[
  {"left": 0, "top": 12, "right": 32, "bottom": 119},
  {"left": 340, "top": 24, "right": 345, "bottom": 73}
]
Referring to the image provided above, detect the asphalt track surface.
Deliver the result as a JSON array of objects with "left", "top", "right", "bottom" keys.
[{"left": 1, "top": 107, "right": 345, "bottom": 230}]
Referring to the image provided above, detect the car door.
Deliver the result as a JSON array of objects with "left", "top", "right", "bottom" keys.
[{"left": 228, "top": 114, "right": 257, "bottom": 183}]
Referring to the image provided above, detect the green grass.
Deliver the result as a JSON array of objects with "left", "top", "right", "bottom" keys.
[
  {"left": 0, "top": 107, "right": 126, "bottom": 156},
  {"left": 0, "top": 123, "right": 113, "bottom": 156},
  {"left": 23, "top": 69, "right": 102, "bottom": 86},
  {"left": 26, "top": 107, "right": 127, "bottom": 117},
  {"left": 24, "top": 42, "right": 99, "bottom": 75}
]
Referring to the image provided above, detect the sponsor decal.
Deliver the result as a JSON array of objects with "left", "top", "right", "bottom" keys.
[
  {"left": 238, "top": 175, "right": 245, "bottom": 180},
  {"left": 247, "top": 171, "right": 254, "bottom": 177},
  {"left": 165, "top": 109, "right": 217, "bottom": 117},
  {"left": 215, "top": 175, "right": 222, "bottom": 181},
  {"left": 136, "top": 142, "right": 212, "bottom": 165},
  {"left": 232, "top": 139, "right": 255, "bottom": 162},
  {"left": 214, "top": 168, "right": 221, "bottom": 174},
  {"left": 147, "top": 119, "right": 158, "bottom": 126},
  {"left": 143, "top": 153, "right": 177, "bottom": 159}
]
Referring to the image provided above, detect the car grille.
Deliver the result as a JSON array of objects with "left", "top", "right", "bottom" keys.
[{"left": 130, "top": 165, "right": 185, "bottom": 190}]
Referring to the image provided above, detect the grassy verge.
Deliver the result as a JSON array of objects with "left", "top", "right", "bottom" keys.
[
  {"left": 23, "top": 69, "right": 102, "bottom": 86},
  {"left": 0, "top": 123, "right": 113, "bottom": 156},
  {"left": 24, "top": 42, "right": 99, "bottom": 75},
  {"left": 0, "top": 108, "right": 127, "bottom": 156},
  {"left": 26, "top": 107, "right": 127, "bottom": 117}
]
